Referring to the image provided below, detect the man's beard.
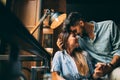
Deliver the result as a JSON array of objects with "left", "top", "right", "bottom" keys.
[{"left": 80, "top": 30, "right": 88, "bottom": 38}]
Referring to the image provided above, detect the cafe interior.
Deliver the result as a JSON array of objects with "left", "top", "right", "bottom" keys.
[{"left": 0, "top": 0, "right": 120, "bottom": 80}]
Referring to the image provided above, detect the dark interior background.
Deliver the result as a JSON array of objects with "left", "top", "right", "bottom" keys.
[{"left": 66, "top": 0, "right": 120, "bottom": 25}]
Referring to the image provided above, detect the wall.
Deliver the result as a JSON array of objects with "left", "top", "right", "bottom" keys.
[
  {"left": 66, "top": 0, "right": 120, "bottom": 25},
  {"left": 11, "top": 0, "right": 41, "bottom": 40}
]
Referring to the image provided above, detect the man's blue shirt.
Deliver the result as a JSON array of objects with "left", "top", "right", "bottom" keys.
[{"left": 79, "top": 20, "right": 120, "bottom": 64}]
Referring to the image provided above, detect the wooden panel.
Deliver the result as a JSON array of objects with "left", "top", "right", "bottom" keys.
[
  {"left": 12, "top": 0, "right": 39, "bottom": 27},
  {"left": 12, "top": 0, "right": 41, "bottom": 40}
]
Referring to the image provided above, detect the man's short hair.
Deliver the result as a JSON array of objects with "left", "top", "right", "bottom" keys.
[{"left": 63, "top": 12, "right": 85, "bottom": 32}]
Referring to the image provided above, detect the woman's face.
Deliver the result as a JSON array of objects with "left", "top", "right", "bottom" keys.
[{"left": 67, "top": 33, "right": 79, "bottom": 49}]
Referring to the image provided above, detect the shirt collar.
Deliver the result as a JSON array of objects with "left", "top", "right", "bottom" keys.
[
  {"left": 89, "top": 21, "right": 99, "bottom": 34},
  {"left": 63, "top": 50, "right": 68, "bottom": 55},
  {"left": 88, "top": 21, "right": 99, "bottom": 42}
]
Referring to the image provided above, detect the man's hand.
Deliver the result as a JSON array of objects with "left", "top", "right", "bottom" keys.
[
  {"left": 93, "top": 62, "right": 113, "bottom": 79},
  {"left": 56, "top": 38, "right": 63, "bottom": 50}
]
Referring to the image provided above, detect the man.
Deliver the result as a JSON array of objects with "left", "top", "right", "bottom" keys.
[{"left": 57, "top": 12, "right": 120, "bottom": 80}]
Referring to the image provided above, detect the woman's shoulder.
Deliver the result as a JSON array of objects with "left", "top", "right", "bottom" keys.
[
  {"left": 54, "top": 50, "right": 65, "bottom": 57},
  {"left": 52, "top": 50, "right": 67, "bottom": 61}
]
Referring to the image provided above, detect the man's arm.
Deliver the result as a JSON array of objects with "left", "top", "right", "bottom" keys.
[
  {"left": 94, "top": 55, "right": 120, "bottom": 78},
  {"left": 110, "top": 55, "right": 120, "bottom": 68},
  {"left": 109, "top": 21, "right": 120, "bottom": 68}
]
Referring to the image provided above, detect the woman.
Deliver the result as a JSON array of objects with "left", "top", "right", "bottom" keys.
[{"left": 51, "top": 31, "right": 94, "bottom": 80}]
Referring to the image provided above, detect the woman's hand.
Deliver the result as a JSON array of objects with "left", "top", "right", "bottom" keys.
[{"left": 56, "top": 38, "right": 63, "bottom": 50}]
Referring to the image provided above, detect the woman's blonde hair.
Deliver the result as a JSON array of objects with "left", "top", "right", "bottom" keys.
[{"left": 72, "top": 48, "right": 89, "bottom": 76}]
